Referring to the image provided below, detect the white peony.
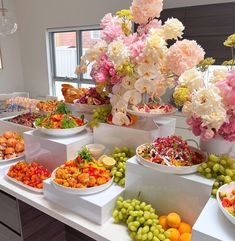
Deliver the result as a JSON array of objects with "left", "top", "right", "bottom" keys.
[
  {"left": 178, "top": 69, "right": 204, "bottom": 91},
  {"left": 163, "top": 18, "right": 185, "bottom": 40},
  {"left": 210, "top": 69, "right": 228, "bottom": 83},
  {"left": 107, "top": 39, "right": 129, "bottom": 67},
  {"left": 191, "top": 85, "right": 227, "bottom": 129}
]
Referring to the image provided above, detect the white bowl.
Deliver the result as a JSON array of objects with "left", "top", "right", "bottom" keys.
[
  {"left": 86, "top": 144, "right": 106, "bottom": 158},
  {"left": 136, "top": 144, "right": 207, "bottom": 175},
  {"left": 34, "top": 121, "right": 88, "bottom": 137},
  {"left": 51, "top": 167, "right": 113, "bottom": 195},
  {"left": 217, "top": 182, "right": 235, "bottom": 226}
]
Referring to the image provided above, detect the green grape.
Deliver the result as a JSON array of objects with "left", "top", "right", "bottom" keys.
[
  {"left": 212, "top": 163, "right": 220, "bottom": 172},
  {"left": 153, "top": 237, "right": 160, "bottom": 241},
  {"left": 197, "top": 166, "right": 203, "bottom": 173},
  {"left": 201, "top": 163, "right": 207, "bottom": 169},
  {"left": 220, "top": 159, "right": 227, "bottom": 166},
  {"left": 205, "top": 168, "right": 211, "bottom": 173},
  {"left": 208, "top": 154, "right": 220, "bottom": 162},
  {"left": 211, "top": 189, "right": 218, "bottom": 196},
  {"left": 206, "top": 173, "right": 212, "bottom": 179},
  {"left": 158, "top": 234, "right": 166, "bottom": 240},
  {"left": 147, "top": 232, "right": 153, "bottom": 240},
  {"left": 207, "top": 161, "right": 214, "bottom": 168},
  {"left": 217, "top": 175, "right": 225, "bottom": 181},
  {"left": 224, "top": 175, "right": 232, "bottom": 183},
  {"left": 225, "top": 169, "right": 233, "bottom": 177},
  {"left": 110, "top": 147, "right": 135, "bottom": 186},
  {"left": 213, "top": 181, "right": 219, "bottom": 188},
  {"left": 90, "top": 106, "right": 112, "bottom": 128}
]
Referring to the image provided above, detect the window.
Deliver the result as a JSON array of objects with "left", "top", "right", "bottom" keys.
[{"left": 48, "top": 27, "right": 101, "bottom": 99}]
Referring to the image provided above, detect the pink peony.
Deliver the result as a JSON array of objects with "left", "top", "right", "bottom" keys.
[
  {"left": 130, "top": 0, "right": 163, "bottom": 25},
  {"left": 218, "top": 117, "right": 235, "bottom": 141},
  {"left": 167, "top": 40, "right": 205, "bottom": 76},
  {"left": 137, "top": 19, "right": 162, "bottom": 35},
  {"left": 102, "top": 24, "right": 123, "bottom": 43},
  {"left": 200, "top": 129, "right": 215, "bottom": 141},
  {"left": 216, "top": 71, "right": 235, "bottom": 106},
  {"left": 186, "top": 116, "right": 203, "bottom": 136},
  {"left": 101, "top": 13, "right": 113, "bottom": 29}
]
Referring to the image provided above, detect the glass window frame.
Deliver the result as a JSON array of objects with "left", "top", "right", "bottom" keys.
[{"left": 48, "top": 26, "right": 100, "bottom": 96}]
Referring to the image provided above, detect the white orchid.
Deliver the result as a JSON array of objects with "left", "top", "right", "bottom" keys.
[
  {"left": 112, "top": 99, "right": 128, "bottom": 114},
  {"left": 112, "top": 112, "right": 131, "bottom": 126},
  {"left": 137, "top": 63, "right": 159, "bottom": 80},
  {"left": 210, "top": 69, "right": 228, "bottom": 83},
  {"left": 112, "top": 83, "right": 126, "bottom": 96},
  {"left": 123, "top": 90, "right": 142, "bottom": 105},
  {"left": 135, "top": 78, "right": 156, "bottom": 94},
  {"left": 121, "top": 75, "right": 138, "bottom": 90}
]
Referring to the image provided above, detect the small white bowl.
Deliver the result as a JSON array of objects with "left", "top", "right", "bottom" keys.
[{"left": 86, "top": 144, "right": 106, "bottom": 159}]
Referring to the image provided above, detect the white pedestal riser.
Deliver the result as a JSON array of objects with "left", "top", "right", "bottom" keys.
[
  {"left": 94, "top": 117, "right": 176, "bottom": 150},
  {"left": 23, "top": 130, "right": 93, "bottom": 171},
  {"left": 44, "top": 179, "right": 124, "bottom": 225},
  {"left": 125, "top": 157, "right": 212, "bottom": 226}
]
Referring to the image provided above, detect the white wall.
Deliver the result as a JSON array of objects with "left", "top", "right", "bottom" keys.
[
  {"left": 13, "top": 0, "right": 234, "bottom": 97},
  {"left": 14, "top": 0, "right": 132, "bottom": 98},
  {"left": 0, "top": 0, "right": 24, "bottom": 93}
]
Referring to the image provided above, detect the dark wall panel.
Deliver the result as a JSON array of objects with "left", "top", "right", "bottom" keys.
[{"left": 161, "top": 2, "right": 235, "bottom": 64}]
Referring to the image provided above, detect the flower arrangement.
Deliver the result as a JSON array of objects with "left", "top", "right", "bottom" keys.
[
  {"left": 76, "top": 0, "right": 205, "bottom": 126},
  {"left": 179, "top": 34, "right": 235, "bottom": 142}
]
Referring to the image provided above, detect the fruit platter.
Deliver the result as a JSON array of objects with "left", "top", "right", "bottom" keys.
[
  {"left": 52, "top": 147, "right": 113, "bottom": 195},
  {"left": 7, "top": 112, "right": 45, "bottom": 128},
  {"left": 127, "top": 102, "right": 176, "bottom": 118},
  {"left": 217, "top": 182, "right": 235, "bottom": 226},
  {"left": 6, "top": 161, "right": 51, "bottom": 193},
  {"left": 136, "top": 136, "right": 206, "bottom": 174},
  {"left": 34, "top": 103, "right": 88, "bottom": 137},
  {"left": 73, "top": 87, "right": 110, "bottom": 113},
  {"left": 0, "top": 131, "right": 25, "bottom": 163}
]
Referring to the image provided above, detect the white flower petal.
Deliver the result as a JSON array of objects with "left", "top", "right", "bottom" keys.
[
  {"left": 112, "top": 100, "right": 127, "bottom": 114},
  {"left": 135, "top": 78, "right": 155, "bottom": 94},
  {"left": 123, "top": 90, "right": 142, "bottom": 105},
  {"left": 112, "top": 112, "right": 131, "bottom": 126},
  {"left": 137, "top": 64, "right": 159, "bottom": 80}
]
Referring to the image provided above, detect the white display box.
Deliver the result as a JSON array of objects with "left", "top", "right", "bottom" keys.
[
  {"left": 125, "top": 157, "right": 212, "bottom": 225},
  {"left": 192, "top": 198, "right": 235, "bottom": 241},
  {"left": 23, "top": 130, "right": 93, "bottom": 171},
  {"left": 94, "top": 117, "right": 176, "bottom": 149},
  {"left": 43, "top": 178, "right": 124, "bottom": 225}
]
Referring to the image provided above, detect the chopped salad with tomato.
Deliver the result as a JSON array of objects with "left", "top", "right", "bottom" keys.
[
  {"left": 220, "top": 188, "right": 235, "bottom": 217},
  {"left": 137, "top": 136, "right": 204, "bottom": 167},
  {"left": 54, "top": 147, "right": 112, "bottom": 188},
  {"left": 7, "top": 161, "right": 51, "bottom": 189},
  {"left": 35, "top": 113, "right": 86, "bottom": 129}
]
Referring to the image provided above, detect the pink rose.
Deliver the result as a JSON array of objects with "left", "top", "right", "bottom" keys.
[{"left": 201, "top": 129, "right": 215, "bottom": 141}]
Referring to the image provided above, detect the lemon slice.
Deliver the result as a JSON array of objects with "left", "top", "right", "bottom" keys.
[{"left": 101, "top": 156, "right": 116, "bottom": 169}]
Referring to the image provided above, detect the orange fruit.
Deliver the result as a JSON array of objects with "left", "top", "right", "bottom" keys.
[
  {"left": 167, "top": 212, "right": 181, "bottom": 228},
  {"left": 159, "top": 215, "right": 169, "bottom": 230},
  {"left": 167, "top": 228, "right": 180, "bottom": 241},
  {"left": 178, "top": 222, "right": 192, "bottom": 234},
  {"left": 179, "top": 233, "right": 192, "bottom": 241}
]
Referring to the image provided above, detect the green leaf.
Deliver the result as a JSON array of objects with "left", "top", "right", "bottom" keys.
[
  {"left": 55, "top": 103, "right": 71, "bottom": 115},
  {"left": 78, "top": 147, "right": 92, "bottom": 162},
  {"left": 60, "top": 116, "right": 77, "bottom": 129}
]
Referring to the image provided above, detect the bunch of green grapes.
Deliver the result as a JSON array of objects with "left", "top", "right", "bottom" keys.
[
  {"left": 90, "top": 105, "right": 112, "bottom": 128},
  {"left": 113, "top": 197, "right": 171, "bottom": 241},
  {"left": 111, "top": 147, "right": 135, "bottom": 187},
  {"left": 197, "top": 154, "right": 235, "bottom": 197},
  {"left": 198, "top": 154, "right": 235, "bottom": 180}
]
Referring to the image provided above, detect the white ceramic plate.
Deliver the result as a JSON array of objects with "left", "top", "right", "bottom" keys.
[
  {"left": 34, "top": 121, "right": 88, "bottom": 137},
  {"left": 5, "top": 167, "right": 43, "bottom": 193},
  {"left": 73, "top": 102, "right": 109, "bottom": 113},
  {"left": 1, "top": 154, "right": 24, "bottom": 164},
  {"left": 136, "top": 144, "right": 207, "bottom": 175},
  {"left": 217, "top": 182, "right": 235, "bottom": 226},
  {"left": 51, "top": 167, "right": 113, "bottom": 195},
  {"left": 127, "top": 107, "right": 177, "bottom": 118}
]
